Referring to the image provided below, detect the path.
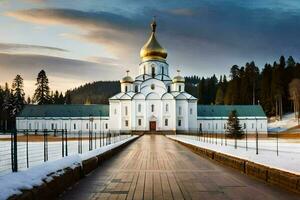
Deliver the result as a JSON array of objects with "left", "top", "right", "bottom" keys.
[{"left": 60, "top": 135, "right": 299, "bottom": 200}]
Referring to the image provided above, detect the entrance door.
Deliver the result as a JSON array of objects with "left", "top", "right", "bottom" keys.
[{"left": 149, "top": 121, "right": 156, "bottom": 131}]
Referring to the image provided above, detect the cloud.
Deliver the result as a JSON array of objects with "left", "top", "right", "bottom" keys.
[
  {"left": 0, "top": 42, "right": 67, "bottom": 53},
  {"left": 166, "top": 8, "right": 196, "bottom": 16},
  {"left": 0, "top": 52, "right": 122, "bottom": 95}
]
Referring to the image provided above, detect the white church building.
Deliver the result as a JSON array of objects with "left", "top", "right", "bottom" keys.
[{"left": 16, "top": 20, "right": 268, "bottom": 134}]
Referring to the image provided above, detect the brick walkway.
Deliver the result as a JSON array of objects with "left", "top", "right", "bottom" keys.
[{"left": 60, "top": 135, "right": 299, "bottom": 200}]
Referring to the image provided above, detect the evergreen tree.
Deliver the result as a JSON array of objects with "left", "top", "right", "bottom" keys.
[
  {"left": 11, "top": 75, "right": 25, "bottom": 116},
  {"left": 33, "top": 70, "right": 51, "bottom": 105},
  {"left": 215, "top": 87, "right": 224, "bottom": 105},
  {"left": 226, "top": 110, "right": 244, "bottom": 138}
]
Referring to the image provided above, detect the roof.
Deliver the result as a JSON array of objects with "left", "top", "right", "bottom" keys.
[
  {"left": 18, "top": 104, "right": 109, "bottom": 118},
  {"left": 197, "top": 105, "right": 266, "bottom": 118}
]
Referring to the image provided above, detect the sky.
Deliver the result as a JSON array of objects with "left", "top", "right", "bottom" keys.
[{"left": 1, "top": 0, "right": 300, "bottom": 97}]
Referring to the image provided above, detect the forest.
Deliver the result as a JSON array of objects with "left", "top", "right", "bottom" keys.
[{"left": 1, "top": 55, "right": 300, "bottom": 130}]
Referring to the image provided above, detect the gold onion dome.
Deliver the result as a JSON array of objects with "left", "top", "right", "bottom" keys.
[
  {"left": 140, "top": 19, "right": 167, "bottom": 62},
  {"left": 173, "top": 70, "right": 185, "bottom": 83},
  {"left": 120, "top": 70, "right": 133, "bottom": 83}
]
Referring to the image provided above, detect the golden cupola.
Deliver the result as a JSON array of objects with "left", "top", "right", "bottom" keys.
[{"left": 140, "top": 19, "right": 167, "bottom": 62}]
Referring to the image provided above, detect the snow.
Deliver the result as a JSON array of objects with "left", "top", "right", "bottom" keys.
[
  {"left": 268, "top": 113, "right": 299, "bottom": 132},
  {"left": 167, "top": 135, "right": 300, "bottom": 175},
  {"left": 0, "top": 135, "right": 138, "bottom": 200}
]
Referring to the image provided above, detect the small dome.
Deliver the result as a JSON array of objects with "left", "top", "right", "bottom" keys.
[
  {"left": 172, "top": 75, "right": 185, "bottom": 83},
  {"left": 120, "top": 76, "right": 133, "bottom": 84},
  {"left": 140, "top": 19, "right": 167, "bottom": 62}
]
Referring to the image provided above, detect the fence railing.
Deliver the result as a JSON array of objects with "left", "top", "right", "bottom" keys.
[{"left": 0, "top": 129, "right": 132, "bottom": 176}]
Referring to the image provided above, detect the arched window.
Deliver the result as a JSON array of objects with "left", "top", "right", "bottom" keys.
[
  {"left": 166, "top": 104, "right": 169, "bottom": 112},
  {"left": 179, "top": 106, "right": 182, "bottom": 115},
  {"left": 138, "top": 104, "right": 141, "bottom": 112},
  {"left": 151, "top": 84, "right": 155, "bottom": 90},
  {"left": 125, "top": 86, "right": 128, "bottom": 92},
  {"left": 165, "top": 119, "right": 168, "bottom": 126},
  {"left": 151, "top": 104, "right": 155, "bottom": 112},
  {"left": 167, "top": 85, "right": 171, "bottom": 93},
  {"left": 125, "top": 106, "right": 128, "bottom": 116},
  {"left": 135, "top": 85, "right": 139, "bottom": 92},
  {"left": 179, "top": 85, "right": 182, "bottom": 92},
  {"left": 199, "top": 123, "right": 202, "bottom": 131},
  {"left": 151, "top": 67, "right": 155, "bottom": 77},
  {"left": 190, "top": 108, "right": 193, "bottom": 115}
]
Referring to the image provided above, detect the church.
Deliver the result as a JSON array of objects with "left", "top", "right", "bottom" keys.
[{"left": 16, "top": 20, "right": 268, "bottom": 134}]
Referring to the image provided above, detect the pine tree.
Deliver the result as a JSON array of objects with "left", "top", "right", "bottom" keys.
[
  {"left": 226, "top": 110, "right": 244, "bottom": 138},
  {"left": 215, "top": 87, "right": 224, "bottom": 105},
  {"left": 33, "top": 70, "right": 51, "bottom": 105},
  {"left": 11, "top": 74, "right": 25, "bottom": 116}
]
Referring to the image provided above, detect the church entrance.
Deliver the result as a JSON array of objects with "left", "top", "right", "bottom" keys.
[{"left": 149, "top": 121, "right": 156, "bottom": 131}]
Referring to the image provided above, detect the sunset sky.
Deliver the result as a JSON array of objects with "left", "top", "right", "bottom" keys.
[{"left": 1, "top": 0, "right": 300, "bottom": 96}]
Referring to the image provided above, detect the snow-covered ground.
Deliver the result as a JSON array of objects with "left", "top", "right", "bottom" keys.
[
  {"left": 0, "top": 135, "right": 131, "bottom": 176},
  {"left": 167, "top": 135, "right": 300, "bottom": 175},
  {"left": 0, "top": 135, "right": 138, "bottom": 200},
  {"left": 268, "top": 113, "right": 299, "bottom": 132}
]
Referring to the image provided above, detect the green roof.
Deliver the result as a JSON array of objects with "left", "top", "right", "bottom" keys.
[
  {"left": 197, "top": 105, "right": 266, "bottom": 118},
  {"left": 18, "top": 104, "right": 109, "bottom": 118}
]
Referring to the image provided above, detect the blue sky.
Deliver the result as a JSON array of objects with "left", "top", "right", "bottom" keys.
[{"left": 1, "top": 0, "right": 300, "bottom": 96}]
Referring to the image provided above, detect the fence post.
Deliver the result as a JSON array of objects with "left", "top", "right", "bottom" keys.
[
  {"left": 26, "top": 130, "right": 29, "bottom": 168},
  {"left": 11, "top": 130, "right": 18, "bottom": 172},
  {"left": 62, "top": 129, "right": 64, "bottom": 157},
  {"left": 65, "top": 129, "right": 68, "bottom": 156},
  {"left": 44, "top": 129, "right": 48, "bottom": 162}
]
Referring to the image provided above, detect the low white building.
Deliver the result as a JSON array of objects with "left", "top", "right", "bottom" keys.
[{"left": 16, "top": 20, "right": 268, "bottom": 135}]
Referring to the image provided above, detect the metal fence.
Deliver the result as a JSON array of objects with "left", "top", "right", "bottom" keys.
[{"left": 0, "top": 129, "right": 131, "bottom": 176}]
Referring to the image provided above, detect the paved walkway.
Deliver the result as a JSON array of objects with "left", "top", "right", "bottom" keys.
[{"left": 60, "top": 135, "right": 299, "bottom": 200}]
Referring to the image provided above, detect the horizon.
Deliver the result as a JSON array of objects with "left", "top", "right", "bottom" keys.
[{"left": 1, "top": 0, "right": 300, "bottom": 96}]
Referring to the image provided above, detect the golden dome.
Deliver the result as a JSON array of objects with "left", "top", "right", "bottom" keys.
[
  {"left": 173, "top": 70, "right": 185, "bottom": 83},
  {"left": 172, "top": 75, "right": 185, "bottom": 83},
  {"left": 120, "top": 70, "right": 133, "bottom": 84},
  {"left": 140, "top": 19, "right": 167, "bottom": 62}
]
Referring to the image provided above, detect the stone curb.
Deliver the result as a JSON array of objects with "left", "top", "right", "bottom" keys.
[
  {"left": 8, "top": 136, "right": 139, "bottom": 200},
  {"left": 168, "top": 137, "right": 300, "bottom": 194}
]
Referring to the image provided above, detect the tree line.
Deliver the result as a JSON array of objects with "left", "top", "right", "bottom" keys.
[{"left": 185, "top": 55, "right": 300, "bottom": 118}]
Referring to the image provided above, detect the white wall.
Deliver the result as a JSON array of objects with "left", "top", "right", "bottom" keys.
[{"left": 197, "top": 117, "right": 268, "bottom": 134}]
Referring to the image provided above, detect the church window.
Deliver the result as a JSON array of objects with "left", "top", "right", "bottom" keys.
[
  {"left": 151, "top": 67, "right": 155, "bottom": 77},
  {"left": 208, "top": 123, "right": 210, "bottom": 129},
  {"left": 114, "top": 109, "right": 117, "bottom": 115},
  {"left": 125, "top": 120, "right": 129, "bottom": 127},
  {"left": 252, "top": 123, "right": 254, "bottom": 129},
  {"left": 86, "top": 123, "right": 89, "bottom": 129},
  {"left": 105, "top": 123, "right": 108, "bottom": 129},
  {"left": 51, "top": 123, "right": 54, "bottom": 130},
  {"left": 138, "top": 119, "right": 142, "bottom": 126},
  {"left": 261, "top": 123, "right": 263, "bottom": 129},
  {"left": 244, "top": 123, "right": 246, "bottom": 129},
  {"left": 166, "top": 104, "right": 169, "bottom": 112},
  {"left": 178, "top": 120, "right": 181, "bottom": 127},
  {"left": 29, "top": 123, "right": 31, "bottom": 130},
  {"left": 74, "top": 123, "right": 76, "bottom": 130},
  {"left": 165, "top": 119, "right": 168, "bottom": 126},
  {"left": 179, "top": 85, "right": 182, "bottom": 92},
  {"left": 95, "top": 123, "right": 97, "bottom": 130},
  {"left": 135, "top": 85, "right": 139, "bottom": 92},
  {"left": 64, "top": 123, "right": 67, "bottom": 130},
  {"left": 224, "top": 123, "right": 226, "bottom": 129},
  {"left": 125, "top": 86, "right": 128, "bottom": 92},
  {"left": 125, "top": 106, "right": 128, "bottom": 116},
  {"left": 199, "top": 123, "right": 202, "bottom": 131},
  {"left": 167, "top": 85, "right": 171, "bottom": 92},
  {"left": 151, "top": 84, "right": 155, "bottom": 90},
  {"left": 179, "top": 107, "right": 182, "bottom": 115},
  {"left": 138, "top": 104, "right": 141, "bottom": 112},
  {"left": 151, "top": 104, "right": 155, "bottom": 112},
  {"left": 190, "top": 108, "right": 192, "bottom": 115},
  {"left": 216, "top": 123, "right": 218, "bottom": 130}
]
